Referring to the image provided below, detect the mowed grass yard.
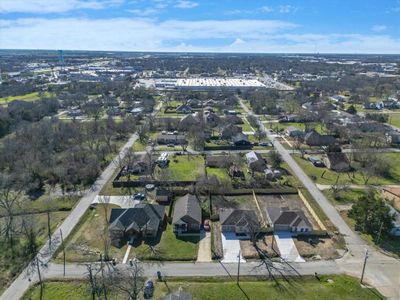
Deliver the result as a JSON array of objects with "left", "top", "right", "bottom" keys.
[
  {"left": 0, "top": 91, "right": 53, "bottom": 105},
  {"left": 293, "top": 154, "right": 400, "bottom": 186},
  {"left": 388, "top": 113, "right": 400, "bottom": 128},
  {"left": 131, "top": 224, "right": 199, "bottom": 261},
  {"left": 22, "top": 275, "right": 384, "bottom": 300},
  {"left": 206, "top": 167, "right": 230, "bottom": 181},
  {"left": 56, "top": 205, "right": 199, "bottom": 263},
  {"left": 155, "top": 155, "right": 205, "bottom": 181},
  {"left": 267, "top": 122, "right": 327, "bottom": 134},
  {"left": 55, "top": 205, "right": 128, "bottom": 263}
]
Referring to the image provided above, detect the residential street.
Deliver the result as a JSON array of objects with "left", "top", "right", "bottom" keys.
[
  {"left": 239, "top": 99, "right": 400, "bottom": 299},
  {"left": 1, "top": 100, "right": 399, "bottom": 300},
  {"left": 0, "top": 103, "right": 162, "bottom": 300}
]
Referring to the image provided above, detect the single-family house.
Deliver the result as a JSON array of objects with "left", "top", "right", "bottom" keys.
[
  {"left": 304, "top": 130, "right": 336, "bottom": 147},
  {"left": 229, "top": 165, "right": 244, "bottom": 178},
  {"left": 245, "top": 151, "right": 267, "bottom": 173},
  {"left": 387, "top": 131, "right": 400, "bottom": 145},
  {"left": 109, "top": 204, "right": 166, "bottom": 247},
  {"left": 206, "top": 155, "right": 229, "bottom": 168},
  {"left": 220, "top": 209, "right": 259, "bottom": 234},
  {"left": 172, "top": 194, "right": 202, "bottom": 235},
  {"left": 220, "top": 124, "right": 242, "bottom": 140},
  {"left": 266, "top": 207, "right": 312, "bottom": 234},
  {"left": 157, "top": 134, "right": 187, "bottom": 145},
  {"left": 232, "top": 133, "right": 251, "bottom": 146},
  {"left": 122, "top": 154, "right": 151, "bottom": 176},
  {"left": 286, "top": 126, "right": 304, "bottom": 138},
  {"left": 323, "top": 152, "right": 350, "bottom": 172},
  {"left": 176, "top": 104, "right": 193, "bottom": 114},
  {"left": 178, "top": 113, "right": 201, "bottom": 130}
]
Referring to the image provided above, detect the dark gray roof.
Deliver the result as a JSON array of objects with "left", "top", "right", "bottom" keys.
[
  {"left": 172, "top": 194, "right": 202, "bottom": 225},
  {"left": 109, "top": 204, "right": 165, "bottom": 233},
  {"left": 220, "top": 209, "right": 259, "bottom": 227},
  {"left": 267, "top": 207, "right": 312, "bottom": 228},
  {"left": 326, "top": 152, "right": 349, "bottom": 166},
  {"left": 232, "top": 132, "right": 249, "bottom": 143}
]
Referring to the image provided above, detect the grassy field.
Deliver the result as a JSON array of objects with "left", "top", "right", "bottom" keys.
[
  {"left": 54, "top": 205, "right": 128, "bottom": 263},
  {"left": 239, "top": 118, "right": 254, "bottom": 132},
  {"left": 0, "top": 210, "right": 71, "bottom": 293},
  {"left": 322, "top": 189, "right": 368, "bottom": 205},
  {"left": 156, "top": 155, "right": 205, "bottom": 181},
  {"left": 0, "top": 91, "right": 53, "bottom": 105},
  {"left": 342, "top": 211, "right": 400, "bottom": 257},
  {"left": 132, "top": 223, "right": 199, "bottom": 261},
  {"left": 267, "top": 122, "right": 327, "bottom": 134},
  {"left": 388, "top": 113, "right": 400, "bottom": 128},
  {"left": 206, "top": 167, "right": 230, "bottom": 182},
  {"left": 293, "top": 154, "right": 400, "bottom": 186},
  {"left": 22, "top": 275, "right": 384, "bottom": 300},
  {"left": 55, "top": 205, "right": 199, "bottom": 263}
]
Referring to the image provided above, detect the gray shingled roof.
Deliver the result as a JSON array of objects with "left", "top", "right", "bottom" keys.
[
  {"left": 109, "top": 204, "right": 165, "bottom": 233},
  {"left": 220, "top": 209, "right": 259, "bottom": 227},
  {"left": 172, "top": 194, "right": 202, "bottom": 225}
]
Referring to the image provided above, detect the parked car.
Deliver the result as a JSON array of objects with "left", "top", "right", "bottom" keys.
[
  {"left": 133, "top": 192, "right": 145, "bottom": 200},
  {"left": 167, "top": 143, "right": 175, "bottom": 147},
  {"left": 308, "top": 156, "right": 325, "bottom": 168},
  {"left": 259, "top": 141, "right": 272, "bottom": 147},
  {"left": 144, "top": 280, "right": 154, "bottom": 299},
  {"left": 203, "top": 219, "right": 210, "bottom": 231}
]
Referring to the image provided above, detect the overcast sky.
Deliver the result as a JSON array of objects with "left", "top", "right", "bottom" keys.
[{"left": 1, "top": 0, "right": 400, "bottom": 53}]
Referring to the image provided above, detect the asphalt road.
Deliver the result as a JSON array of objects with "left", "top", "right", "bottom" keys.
[
  {"left": 1, "top": 103, "right": 163, "bottom": 300},
  {"left": 239, "top": 99, "right": 400, "bottom": 299},
  {"left": 2, "top": 101, "right": 400, "bottom": 299}
]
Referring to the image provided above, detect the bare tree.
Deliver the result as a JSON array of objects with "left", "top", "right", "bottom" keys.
[
  {"left": 111, "top": 259, "right": 145, "bottom": 300},
  {"left": 98, "top": 196, "right": 112, "bottom": 260}
]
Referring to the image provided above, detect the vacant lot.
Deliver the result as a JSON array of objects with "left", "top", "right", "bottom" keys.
[
  {"left": 293, "top": 154, "right": 400, "bottom": 186},
  {"left": 55, "top": 205, "right": 128, "bottom": 263},
  {"left": 388, "top": 113, "right": 400, "bottom": 128},
  {"left": 267, "top": 122, "right": 326, "bottom": 134},
  {"left": 206, "top": 167, "right": 230, "bottom": 181},
  {"left": 0, "top": 210, "right": 70, "bottom": 293},
  {"left": 155, "top": 155, "right": 205, "bottom": 181},
  {"left": 211, "top": 194, "right": 258, "bottom": 215},
  {"left": 23, "top": 275, "right": 384, "bottom": 300},
  {"left": 294, "top": 236, "right": 340, "bottom": 260}
]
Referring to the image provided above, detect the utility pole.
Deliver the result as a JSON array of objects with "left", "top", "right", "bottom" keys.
[
  {"left": 376, "top": 222, "right": 384, "bottom": 244},
  {"left": 60, "top": 229, "right": 65, "bottom": 276},
  {"left": 360, "top": 249, "right": 369, "bottom": 284},
  {"left": 237, "top": 251, "right": 241, "bottom": 286}
]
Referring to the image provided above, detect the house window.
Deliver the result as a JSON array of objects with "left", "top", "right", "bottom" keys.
[
  {"left": 300, "top": 228, "right": 304, "bottom": 232},
  {"left": 304, "top": 228, "right": 308, "bottom": 232}
]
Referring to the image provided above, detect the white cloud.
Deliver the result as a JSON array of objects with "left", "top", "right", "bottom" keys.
[
  {"left": 260, "top": 6, "right": 273, "bottom": 13},
  {"left": 1, "top": 17, "right": 399, "bottom": 54},
  {"left": 174, "top": 1, "right": 198, "bottom": 9},
  {"left": 127, "top": 8, "right": 159, "bottom": 17},
  {"left": 278, "top": 5, "right": 298, "bottom": 13},
  {"left": 0, "top": 0, "right": 123, "bottom": 14},
  {"left": 372, "top": 25, "right": 387, "bottom": 32}
]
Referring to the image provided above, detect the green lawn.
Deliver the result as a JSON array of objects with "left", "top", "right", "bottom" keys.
[
  {"left": 22, "top": 275, "right": 384, "bottom": 300},
  {"left": 322, "top": 189, "right": 368, "bottom": 205},
  {"left": 0, "top": 91, "right": 53, "bottom": 105},
  {"left": 239, "top": 118, "right": 254, "bottom": 132},
  {"left": 132, "top": 224, "right": 199, "bottom": 261},
  {"left": 55, "top": 205, "right": 128, "bottom": 263},
  {"left": 267, "top": 122, "right": 326, "bottom": 134},
  {"left": 293, "top": 154, "right": 400, "bottom": 186},
  {"left": 206, "top": 167, "right": 230, "bottom": 181},
  {"left": 388, "top": 113, "right": 400, "bottom": 128},
  {"left": 156, "top": 155, "right": 205, "bottom": 181}
]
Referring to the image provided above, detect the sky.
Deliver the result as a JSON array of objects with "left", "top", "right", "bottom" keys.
[{"left": 0, "top": 0, "right": 400, "bottom": 54}]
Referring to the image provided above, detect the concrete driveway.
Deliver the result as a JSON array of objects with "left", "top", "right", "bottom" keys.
[
  {"left": 197, "top": 231, "right": 212, "bottom": 262},
  {"left": 221, "top": 232, "right": 246, "bottom": 263},
  {"left": 274, "top": 232, "right": 305, "bottom": 262},
  {"left": 93, "top": 195, "right": 140, "bottom": 208}
]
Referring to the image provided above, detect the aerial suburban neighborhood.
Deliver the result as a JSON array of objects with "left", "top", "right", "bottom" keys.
[{"left": 0, "top": 1, "right": 400, "bottom": 300}]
